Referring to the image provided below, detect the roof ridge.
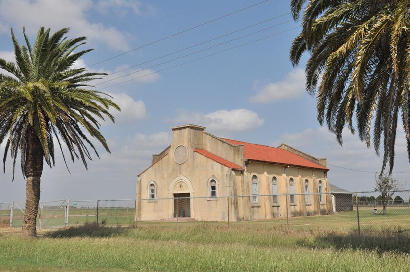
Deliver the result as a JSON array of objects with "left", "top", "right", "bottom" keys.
[
  {"left": 278, "top": 143, "right": 321, "bottom": 161},
  {"left": 194, "top": 148, "right": 242, "bottom": 170},
  {"left": 206, "top": 133, "right": 240, "bottom": 148},
  {"left": 222, "top": 138, "right": 328, "bottom": 171},
  {"left": 221, "top": 138, "right": 278, "bottom": 149}
]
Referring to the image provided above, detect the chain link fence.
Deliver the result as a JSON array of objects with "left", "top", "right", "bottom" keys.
[
  {"left": 0, "top": 202, "right": 11, "bottom": 227},
  {"left": 0, "top": 199, "right": 135, "bottom": 230},
  {"left": 135, "top": 190, "right": 410, "bottom": 234},
  {"left": 0, "top": 202, "right": 25, "bottom": 228},
  {"left": 1, "top": 190, "right": 409, "bottom": 233},
  {"left": 97, "top": 200, "right": 136, "bottom": 226},
  {"left": 354, "top": 190, "right": 410, "bottom": 234},
  {"left": 68, "top": 200, "right": 98, "bottom": 226}
]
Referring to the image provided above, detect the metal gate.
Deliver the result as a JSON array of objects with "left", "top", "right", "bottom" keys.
[{"left": 174, "top": 193, "right": 190, "bottom": 217}]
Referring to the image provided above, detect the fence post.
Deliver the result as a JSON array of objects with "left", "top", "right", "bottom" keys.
[
  {"left": 96, "top": 200, "right": 100, "bottom": 225},
  {"left": 227, "top": 195, "right": 230, "bottom": 227},
  {"left": 134, "top": 199, "right": 137, "bottom": 227},
  {"left": 285, "top": 193, "right": 289, "bottom": 227},
  {"left": 331, "top": 194, "right": 336, "bottom": 213},
  {"left": 65, "top": 200, "right": 70, "bottom": 227},
  {"left": 64, "top": 202, "right": 66, "bottom": 226},
  {"left": 9, "top": 201, "right": 14, "bottom": 227},
  {"left": 355, "top": 193, "right": 360, "bottom": 236}
]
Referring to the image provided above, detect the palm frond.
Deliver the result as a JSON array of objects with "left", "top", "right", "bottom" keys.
[
  {"left": 0, "top": 27, "right": 120, "bottom": 178},
  {"left": 289, "top": 0, "right": 409, "bottom": 173}
]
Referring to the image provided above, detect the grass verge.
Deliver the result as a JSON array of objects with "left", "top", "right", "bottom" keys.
[{"left": 0, "top": 221, "right": 409, "bottom": 271}]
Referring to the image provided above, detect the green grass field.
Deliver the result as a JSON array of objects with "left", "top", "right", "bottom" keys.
[
  {"left": 0, "top": 208, "right": 409, "bottom": 271},
  {"left": 0, "top": 207, "right": 136, "bottom": 229},
  {"left": 2, "top": 205, "right": 409, "bottom": 230}
]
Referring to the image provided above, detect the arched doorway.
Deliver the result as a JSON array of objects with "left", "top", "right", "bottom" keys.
[
  {"left": 169, "top": 176, "right": 194, "bottom": 218},
  {"left": 174, "top": 193, "right": 190, "bottom": 217}
]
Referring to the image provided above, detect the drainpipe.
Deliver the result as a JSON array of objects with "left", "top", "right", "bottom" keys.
[{"left": 284, "top": 165, "right": 289, "bottom": 224}]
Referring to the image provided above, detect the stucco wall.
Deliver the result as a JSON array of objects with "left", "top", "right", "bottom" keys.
[
  {"left": 234, "top": 161, "right": 331, "bottom": 220},
  {"left": 137, "top": 126, "right": 240, "bottom": 221},
  {"left": 202, "top": 132, "right": 244, "bottom": 167}
]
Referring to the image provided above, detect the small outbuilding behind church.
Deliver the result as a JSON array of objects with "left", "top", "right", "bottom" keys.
[{"left": 330, "top": 184, "right": 353, "bottom": 212}]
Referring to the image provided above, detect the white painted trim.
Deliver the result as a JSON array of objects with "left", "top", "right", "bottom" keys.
[
  {"left": 169, "top": 176, "right": 195, "bottom": 218},
  {"left": 208, "top": 177, "right": 218, "bottom": 198},
  {"left": 147, "top": 181, "right": 158, "bottom": 199},
  {"left": 169, "top": 176, "right": 194, "bottom": 195}
]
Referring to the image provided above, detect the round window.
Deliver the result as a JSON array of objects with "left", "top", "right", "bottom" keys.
[{"left": 174, "top": 145, "right": 188, "bottom": 164}]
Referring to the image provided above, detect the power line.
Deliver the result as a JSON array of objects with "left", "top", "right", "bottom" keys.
[
  {"left": 96, "top": 20, "right": 292, "bottom": 87},
  {"left": 328, "top": 163, "right": 376, "bottom": 173},
  {"left": 97, "top": 27, "right": 296, "bottom": 89},
  {"left": 92, "top": 26, "right": 410, "bottom": 178},
  {"left": 98, "top": 27, "right": 293, "bottom": 88},
  {"left": 96, "top": 20, "right": 290, "bottom": 86},
  {"left": 97, "top": 13, "right": 290, "bottom": 83},
  {"left": 328, "top": 163, "right": 410, "bottom": 174},
  {"left": 90, "top": 0, "right": 273, "bottom": 67}
]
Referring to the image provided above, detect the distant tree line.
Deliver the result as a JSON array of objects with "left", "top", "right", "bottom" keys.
[{"left": 354, "top": 196, "right": 407, "bottom": 204}]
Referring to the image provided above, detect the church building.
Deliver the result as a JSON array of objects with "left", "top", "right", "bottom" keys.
[{"left": 136, "top": 124, "right": 332, "bottom": 222}]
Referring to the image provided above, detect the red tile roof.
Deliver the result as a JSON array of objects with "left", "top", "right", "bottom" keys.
[
  {"left": 194, "top": 148, "right": 243, "bottom": 170},
  {"left": 222, "top": 138, "right": 328, "bottom": 171}
]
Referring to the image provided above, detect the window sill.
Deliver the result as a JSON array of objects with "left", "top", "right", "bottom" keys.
[
  {"left": 147, "top": 199, "right": 158, "bottom": 203},
  {"left": 290, "top": 204, "right": 297, "bottom": 206},
  {"left": 251, "top": 204, "right": 260, "bottom": 208},
  {"left": 271, "top": 204, "right": 280, "bottom": 207},
  {"left": 305, "top": 203, "right": 311, "bottom": 206},
  {"left": 207, "top": 198, "right": 218, "bottom": 201}
]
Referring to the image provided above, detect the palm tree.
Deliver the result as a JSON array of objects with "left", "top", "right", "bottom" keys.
[
  {"left": 0, "top": 27, "right": 120, "bottom": 236},
  {"left": 290, "top": 0, "right": 409, "bottom": 173}
]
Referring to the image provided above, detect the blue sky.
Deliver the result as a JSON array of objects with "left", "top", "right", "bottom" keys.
[{"left": 0, "top": 0, "right": 409, "bottom": 202}]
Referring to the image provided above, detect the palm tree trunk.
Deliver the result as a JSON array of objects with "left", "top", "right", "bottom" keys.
[
  {"left": 23, "top": 176, "right": 41, "bottom": 236},
  {"left": 22, "top": 129, "right": 43, "bottom": 237}
]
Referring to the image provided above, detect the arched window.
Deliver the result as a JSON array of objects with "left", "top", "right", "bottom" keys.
[
  {"left": 272, "top": 177, "right": 278, "bottom": 204},
  {"left": 252, "top": 175, "right": 258, "bottom": 203},
  {"left": 210, "top": 179, "right": 217, "bottom": 197},
  {"left": 304, "top": 179, "right": 310, "bottom": 204},
  {"left": 149, "top": 183, "right": 156, "bottom": 199},
  {"left": 289, "top": 178, "right": 295, "bottom": 204},
  {"left": 318, "top": 180, "right": 323, "bottom": 203}
]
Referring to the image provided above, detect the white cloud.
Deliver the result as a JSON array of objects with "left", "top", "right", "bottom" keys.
[
  {"left": 0, "top": 51, "right": 17, "bottom": 78},
  {"left": 129, "top": 69, "right": 160, "bottom": 84},
  {"left": 0, "top": 131, "right": 172, "bottom": 201},
  {"left": 175, "top": 109, "right": 264, "bottom": 133},
  {"left": 96, "top": 0, "right": 142, "bottom": 15},
  {"left": 96, "top": 132, "right": 171, "bottom": 169},
  {"left": 0, "top": 0, "right": 129, "bottom": 51},
  {"left": 0, "top": 51, "right": 14, "bottom": 62},
  {"left": 250, "top": 68, "right": 306, "bottom": 103},
  {"left": 72, "top": 58, "right": 89, "bottom": 70},
  {"left": 206, "top": 109, "right": 264, "bottom": 132},
  {"left": 109, "top": 92, "right": 146, "bottom": 123},
  {"left": 109, "top": 66, "right": 160, "bottom": 85},
  {"left": 70, "top": 60, "right": 160, "bottom": 86}
]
